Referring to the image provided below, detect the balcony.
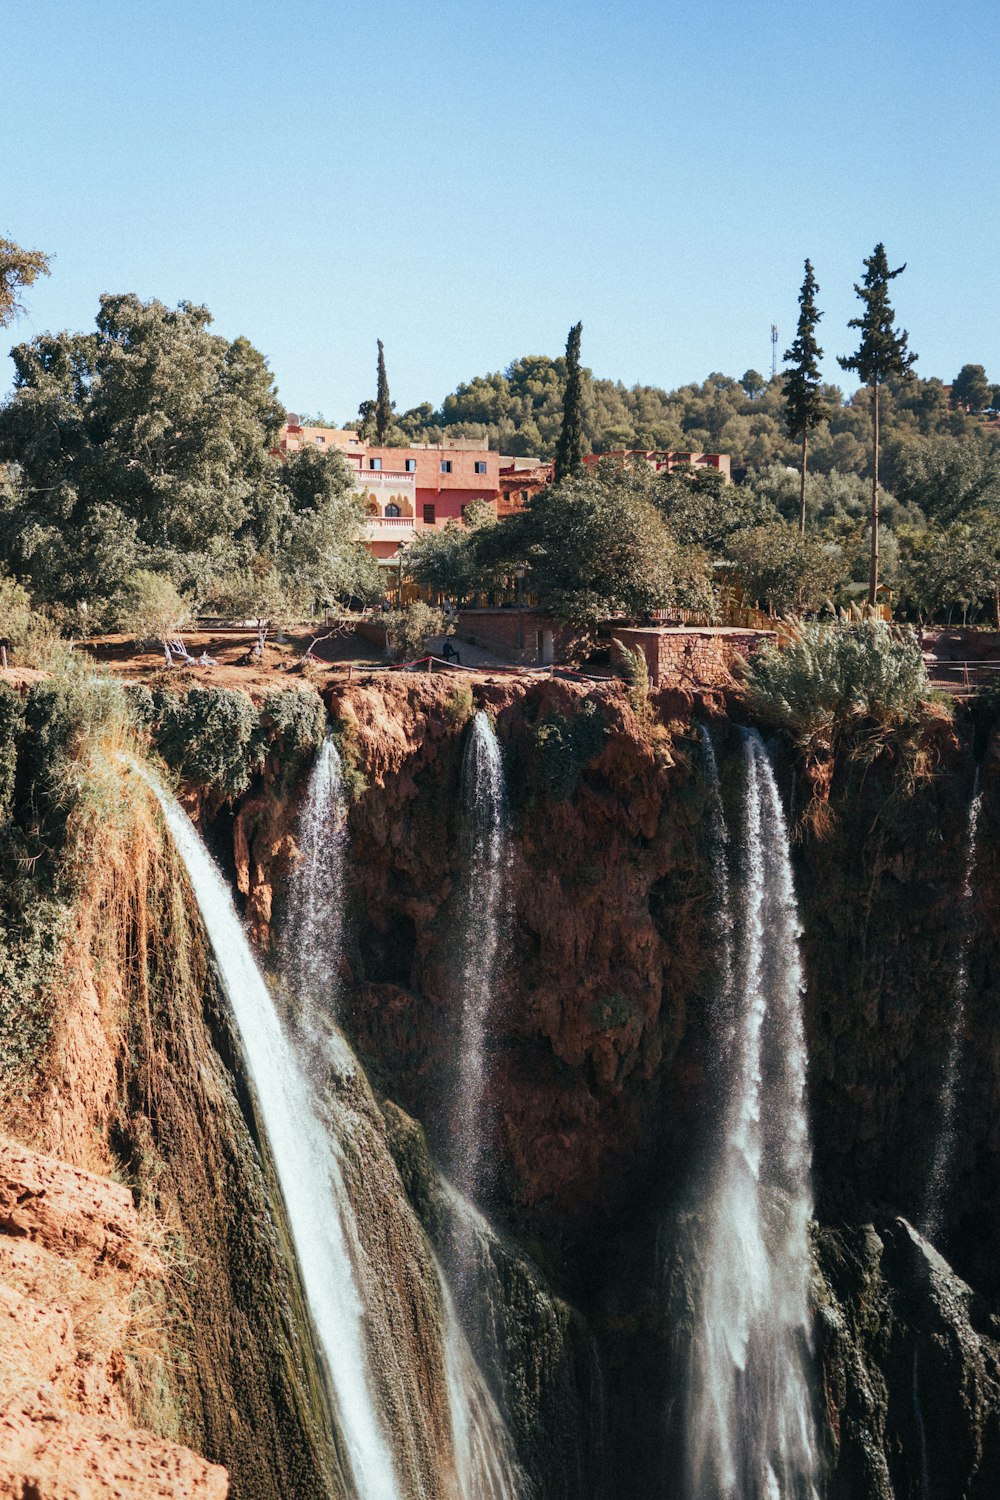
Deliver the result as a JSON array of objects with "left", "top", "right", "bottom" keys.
[
  {"left": 352, "top": 469, "right": 415, "bottom": 487},
  {"left": 363, "top": 516, "right": 417, "bottom": 539}
]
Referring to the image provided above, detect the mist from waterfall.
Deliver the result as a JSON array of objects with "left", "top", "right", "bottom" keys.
[
  {"left": 922, "top": 769, "right": 982, "bottom": 1244},
  {"left": 686, "top": 727, "right": 819, "bottom": 1500},
  {"left": 450, "top": 711, "right": 508, "bottom": 1207},
  {"left": 134, "top": 767, "right": 401, "bottom": 1500}
]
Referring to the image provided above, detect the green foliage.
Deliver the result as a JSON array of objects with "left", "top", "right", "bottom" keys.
[
  {"left": 588, "top": 992, "right": 635, "bottom": 1031},
  {"left": 893, "top": 435, "right": 1000, "bottom": 524},
  {"left": 0, "top": 569, "right": 64, "bottom": 667},
  {"left": 839, "top": 244, "right": 917, "bottom": 390},
  {"left": 727, "top": 522, "right": 845, "bottom": 614},
  {"left": 898, "top": 516, "right": 1000, "bottom": 623},
  {"left": 783, "top": 260, "right": 828, "bottom": 443},
  {"left": 0, "top": 683, "right": 25, "bottom": 820},
  {"left": 612, "top": 638, "right": 651, "bottom": 718},
  {"left": 384, "top": 602, "right": 453, "bottom": 661},
  {"left": 951, "top": 363, "right": 991, "bottom": 413},
  {"left": 741, "top": 620, "right": 931, "bottom": 755},
  {"left": 656, "top": 465, "right": 776, "bottom": 549},
  {"left": 120, "top": 570, "right": 190, "bottom": 656},
  {"left": 252, "top": 689, "right": 326, "bottom": 787},
  {"left": 531, "top": 700, "right": 609, "bottom": 801},
  {"left": 0, "top": 237, "right": 50, "bottom": 327},
  {"left": 554, "top": 322, "right": 586, "bottom": 482},
  {"left": 442, "top": 683, "right": 474, "bottom": 729},
  {"left": 153, "top": 686, "right": 259, "bottom": 798},
  {"left": 358, "top": 338, "right": 395, "bottom": 444}
]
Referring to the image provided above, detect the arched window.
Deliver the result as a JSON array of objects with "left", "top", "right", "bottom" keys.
[{"left": 385, "top": 503, "right": 401, "bottom": 518}]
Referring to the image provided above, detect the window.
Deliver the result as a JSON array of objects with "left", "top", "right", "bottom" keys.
[
  {"left": 474, "top": 460, "right": 487, "bottom": 474},
  {"left": 369, "top": 457, "right": 382, "bottom": 470},
  {"left": 440, "top": 459, "right": 452, "bottom": 474},
  {"left": 385, "top": 503, "right": 401, "bottom": 518},
  {"left": 404, "top": 458, "right": 416, "bottom": 472},
  {"left": 314, "top": 436, "right": 325, "bottom": 445},
  {"left": 423, "top": 503, "right": 436, "bottom": 524}
]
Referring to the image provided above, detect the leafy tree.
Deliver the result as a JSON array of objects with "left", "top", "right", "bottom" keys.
[
  {"left": 839, "top": 244, "right": 917, "bottom": 604},
  {"left": 900, "top": 514, "right": 1000, "bottom": 626},
  {"left": 358, "top": 338, "right": 395, "bottom": 444},
  {"left": 515, "top": 462, "right": 702, "bottom": 625},
  {"left": 120, "top": 570, "right": 190, "bottom": 664},
  {"left": 554, "top": 322, "right": 585, "bottom": 482},
  {"left": 208, "top": 558, "right": 300, "bottom": 654},
  {"left": 656, "top": 465, "right": 776, "bottom": 549},
  {"left": 951, "top": 364, "right": 991, "bottom": 413},
  {"left": 0, "top": 295, "right": 285, "bottom": 620},
  {"left": 726, "top": 521, "right": 844, "bottom": 614},
  {"left": 384, "top": 601, "right": 453, "bottom": 661},
  {"left": 783, "top": 260, "right": 829, "bottom": 535},
  {"left": 0, "top": 570, "right": 62, "bottom": 668},
  {"left": 893, "top": 436, "right": 1000, "bottom": 524},
  {"left": 0, "top": 237, "right": 50, "bottom": 327},
  {"left": 741, "top": 369, "right": 767, "bottom": 399}
]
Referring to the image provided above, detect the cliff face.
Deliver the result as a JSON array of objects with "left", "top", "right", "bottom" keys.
[{"left": 224, "top": 672, "right": 1000, "bottom": 1496}]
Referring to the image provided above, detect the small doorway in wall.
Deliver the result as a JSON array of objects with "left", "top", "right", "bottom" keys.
[{"left": 536, "top": 628, "right": 554, "bottom": 665}]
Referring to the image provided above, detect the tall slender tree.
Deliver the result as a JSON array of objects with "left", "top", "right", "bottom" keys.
[
  {"left": 839, "top": 244, "right": 916, "bottom": 605},
  {"left": 783, "top": 260, "right": 827, "bottom": 536},
  {"left": 554, "top": 322, "right": 585, "bottom": 483},
  {"left": 357, "top": 337, "right": 395, "bottom": 444}
]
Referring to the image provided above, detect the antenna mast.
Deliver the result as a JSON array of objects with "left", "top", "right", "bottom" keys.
[{"left": 770, "top": 323, "right": 779, "bottom": 380}]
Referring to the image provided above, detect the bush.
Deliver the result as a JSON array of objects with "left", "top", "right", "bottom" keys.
[
  {"left": 531, "top": 700, "right": 609, "bottom": 801},
  {"left": 384, "top": 602, "right": 454, "bottom": 662},
  {"left": 153, "top": 686, "right": 258, "bottom": 798},
  {"left": 0, "top": 570, "right": 64, "bottom": 669},
  {"left": 252, "top": 689, "right": 326, "bottom": 787},
  {"left": 741, "top": 620, "right": 932, "bottom": 755},
  {"left": 442, "top": 683, "right": 474, "bottom": 729}
]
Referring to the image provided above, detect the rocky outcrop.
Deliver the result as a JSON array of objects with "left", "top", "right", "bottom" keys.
[{"left": 0, "top": 1141, "right": 228, "bottom": 1499}]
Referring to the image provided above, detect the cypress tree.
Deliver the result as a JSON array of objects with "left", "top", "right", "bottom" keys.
[
  {"left": 783, "top": 260, "right": 828, "bottom": 536},
  {"left": 839, "top": 244, "right": 916, "bottom": 605},
  {"left": 374, "top": 338, "right": 393, "bottom": 444},
  {"left": 554, "top": 322, "right": 585, "bottom": 483}
]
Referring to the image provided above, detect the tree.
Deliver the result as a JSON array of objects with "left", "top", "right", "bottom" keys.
[
  {"left": 120, "top": 570, "right": 190, "bottom": 665},
  {"left": 900, "top": 514, "right": 1000, "bottom": 626},
  {"left": 951, "top": 364, "right": 991, "bottom": 413},
  {"left": 0, "top": 294, "right": 285, "bottom": 621},
  {"left": 656, "top": 465, "right": 777, "bottom": 549},
  {"left": 839, "top": 244, "right": 917, "bottom": 604},
  {"left": 0, "top": 238, "right": 50, "bottom": 328},
  {"left": 358, "top": 338, "right": 395, "bottom": 444},
  {"left": 554, "top": 322, "right": 585, "bottom": 482},
  {"left": 384, "top": 601, "right": 453, "bottom": 661},
  {"left": 741, "top": 369, "right": 767, "bottom": 399},
  {"left": 727, "top": 521, "right": 844, "bottom": 615},
  {"left": 783, "top": 260, "right": 829, "bottom": 535},
  {"left": 514, "top": 462, "right": 704, "bottom": 626},
  {"left": 893, "top": 436, "right": 1000, "bottom": 524}
]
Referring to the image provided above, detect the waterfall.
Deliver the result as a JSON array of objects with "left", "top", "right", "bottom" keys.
[
  {"left": 282, "top": 733, "right": 348, "bottom": 1039},
  {"left": 698, "top": 724, "right": 735, "bottom": 1036},
  {"left": 133, "top": 766, "right": 402, "bottom": 1500},
  {"left": 922, "top": 770, "right": 981, "bottom": 1243},
  {"left": 686, "top": 727, "right": 819, "bottom": 1500},
  {"left": 451, "top": 711, "right": 508, "bottom": 1206}
]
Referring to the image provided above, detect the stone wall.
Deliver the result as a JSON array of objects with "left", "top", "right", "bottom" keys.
[
  {"left": 613, "top": 626, "right": 773, "bottom": 690},
  {"left": 454, "top": 608, "right": 576, "bottom": 665}
]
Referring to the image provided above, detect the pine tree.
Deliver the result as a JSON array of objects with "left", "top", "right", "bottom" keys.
[
  {"left": 554, "top": 322, "right": 585, "bottom": 483},
  {"left": 783, "top": 260, "right": 828, "bottom": 536},
  {"left": 839, "top": 244, "right": 916, "bottom": 605}
]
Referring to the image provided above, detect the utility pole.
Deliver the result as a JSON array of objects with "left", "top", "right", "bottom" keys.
[{"left": 770, "top": 324, "right": 779, "bottom": 380}]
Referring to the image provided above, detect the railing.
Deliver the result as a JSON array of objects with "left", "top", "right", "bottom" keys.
[
  {"left": 352, "top": 469, "right": 415, "bottom": 485},
  {"left": 362, "top": 517, "right": 417, "bottom": 536},
  {"left": 924, "top": 660, "right": 1000, "bottom": 694}
]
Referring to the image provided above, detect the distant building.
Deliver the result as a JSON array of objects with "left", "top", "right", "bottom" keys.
[
  {"left": 582, "top": 450, "right": 732, "bottom": 481},
  {"left": 498, "top": 456, "right": 553, "bottom": 514}
]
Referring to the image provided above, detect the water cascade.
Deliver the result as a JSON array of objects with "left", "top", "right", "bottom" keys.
[
  {"left": 686, "top": 728, "right": 819, "bottom": 1500},
  {"left": 451, "top": 711, "right": 509, "bottom": 1206},
  {"left": 922, "top": 769, "right": 982, "bottom": 1243},
  {"left": 135, "top": 769, "right": 402, "bottom": 1500},
  {"left": 281, "top": 732, "right": 349, "bottom": 1040}
]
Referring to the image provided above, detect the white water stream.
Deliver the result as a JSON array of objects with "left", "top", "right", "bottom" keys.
[
  {"left": 687, "top": 728, "right": 819, "bottom": 1500},
  {"left": 451, "top": 712, "right": 508, "bottom": 1206},
  {"left": 133, "top": 765, "right": 401, "bottom": 1500},
  {"left": 922, "top": 769, "right": 981, "bottom": 1243}
]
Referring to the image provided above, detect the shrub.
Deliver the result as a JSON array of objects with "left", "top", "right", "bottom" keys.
[
  {"left": 252, "top": 689, "right": 327, "bottom": 788},
  {"left": 384, "top": 602, "right": 453, "bottom": 662},
  {"left": 531, "top": 700, "right": 609, "bottom": 801},
  {"left": 153, "top": 686, "right": 258, "bottom": 798},
  {"left": 612, "top": 637, "right": 651, "bottom": 719},
  {"left": 0, "top": 570, "right": 65, "bottom": 669},
  {"left": 741, "top": 620, "right": 933, "bottom": 756},
  {"left": 0, "top": 684, "right": 25, "bottom": 822},
  {"left": 442, "top": 683, "right": 474, "bottom": 729}
]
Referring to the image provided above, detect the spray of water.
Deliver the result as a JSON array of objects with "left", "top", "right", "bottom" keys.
[
  {"left": 450, "top": 712, "right": 508, "bottom": 1206},
  {"left": 922, "top": 770, "right": 981, "bottom": 1243},
  {"left": 132, "top": 764, "right": 401, "bottom": 1500},
  {"left": 687, "top": 728, "right": 819, "bottom": 1500}
]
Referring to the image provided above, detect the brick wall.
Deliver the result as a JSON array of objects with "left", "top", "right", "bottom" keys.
[
  {"left": 454, "top": 609, "right": 575, "bottom": 665},
  {"left": 614, "top": 627, "right": 773, "bottom": 690}
]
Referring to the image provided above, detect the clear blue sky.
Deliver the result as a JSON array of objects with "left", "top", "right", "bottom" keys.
[{"left": 4, "top": 0, "right": 998, "bottom": 417}]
